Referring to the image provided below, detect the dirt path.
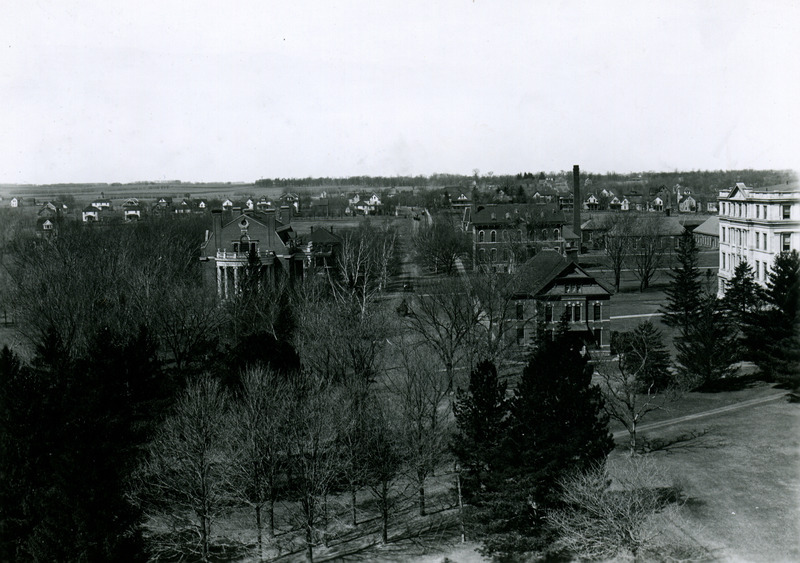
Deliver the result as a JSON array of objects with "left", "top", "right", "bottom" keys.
[{"left": 612, "top": 390, "right": 788, "bottom": 440}]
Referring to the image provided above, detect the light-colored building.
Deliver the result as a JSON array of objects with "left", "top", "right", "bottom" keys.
[{"left": 717, "top": 182, "right": 800, "bottom": 295}]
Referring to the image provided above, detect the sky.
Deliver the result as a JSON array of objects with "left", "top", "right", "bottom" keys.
[{"left": 1, "top": 0, "right": 798, "bottom": 184}]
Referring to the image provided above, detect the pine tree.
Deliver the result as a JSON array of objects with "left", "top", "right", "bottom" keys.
[
  {"left": 723, "top": 262, "right": 764, "bottom": 323},
  {"left": 676, "top": 294, "right": 737, "bottom": 388},
  {"left": 661, "top": 230, "right": 703, "bottom": 335},
  {"left": 744, "top": 251, "right": 800, "bottom": 386},
  {"left": 451, "top": 360, "right": 509, "bottom": 501},
  {"left": 471, "top": 333, "right": 613, "bottom": 559}
]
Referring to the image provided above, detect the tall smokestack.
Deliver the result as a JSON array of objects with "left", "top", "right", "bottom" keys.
[{"left": 572, "top": 164, "right": 581, "bottom": 251}]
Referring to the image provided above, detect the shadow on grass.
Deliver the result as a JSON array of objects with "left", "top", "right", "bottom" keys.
[
  {"left": 694, "top": 374, "right": 769, "bottom": 393},
  {"left": 639, "top": 428, "right": 725, "bottom": 454}
]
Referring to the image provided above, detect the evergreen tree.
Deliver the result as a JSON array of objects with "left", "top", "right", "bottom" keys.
[
  {"left": 471, "top": 332, "right": 613, "bottom": 559},
  {"left": 723, "top": 262, "right": 764, "bottom": 326},
  {"left": 661, "top": 230, "right": 703, "bottom": 335},
  {"left": 451, "top": 360, "right": 509, "bottom": 501},
  {"left": 0, "top": 325, "right": 162, "bottom": 561},
  {"left": 744, "top": 251, "right": 800, "bottom": 387},
  {"left": 676, "top": 294, "right": 737, "bottom": 388}
]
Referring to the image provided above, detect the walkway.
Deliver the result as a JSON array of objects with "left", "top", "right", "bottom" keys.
[{"left": 612, "top": 390, "right": 788, "bottom": 440}]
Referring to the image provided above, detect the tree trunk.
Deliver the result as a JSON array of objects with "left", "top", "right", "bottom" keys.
[
  {"left": 381, "top": 481, "right": 389, "bottom": 544},
  {"left": 630, "top": 419, "right": 637, "bottom": 455},
  {"left": 418, "top": 483, "right": 426, "bottom": 516},
  {"left": 268, "top": 495, "right": 275, "bottom": 538},
  {"left": 305, "top": 523, "right": 314, "bottom": 563},
  {"left": 351, "top": 486, "right": 358, "bottom": 525},
  {"left": 255, "top": 504, "right": 263, "bottom": 561}
]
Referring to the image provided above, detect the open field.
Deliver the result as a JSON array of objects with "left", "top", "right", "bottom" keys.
[{"left": 624, "top": 389, "right": 800, "bottom": 562}]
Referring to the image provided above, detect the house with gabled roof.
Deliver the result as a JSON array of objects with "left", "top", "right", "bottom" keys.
[
  {"left": 512, "top": 249, "right": 612, "bottom": 350},
  {"left": 200, "top": 208, "right": 305, "bottom": 299}
]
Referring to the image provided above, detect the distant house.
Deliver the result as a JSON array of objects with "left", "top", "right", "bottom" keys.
[
  {"left": 36, "top": 217, "right": 57, "bottom": 238},
  {"left": 221, "top": 198, "right": 234, "bottom": 211},
  {"left": 584, "top": 194, "right": 600, "bottom": 211},
  {"left": 91, "top": 197, "right": 113, "bottom": 210},
  {"left": 82, "top": 205, "right": 100, "bottom": 222},
  {"left": 650, "top": 196, "right": 664, "bottom": 212},
  {"left": 124, "top": 204, "right": 143, "bottom": 221},
  {"left": 300, "top": 225, "right": 343, "bottom": 271},
  {"left": 38, "top": 201, "right": 69, "bottom": 218},
  {"left": 693, "top": 216, "right": 718, "bottom": 249},
  {"left": 9, "top": 197, "right": 20, "bottom": 208},
  {"left": 512, "top": 249, "right": 612, "bottom": 350},
  {"left": 705, "top": 200, "right": 718, "bottom": 213},
  {"left": 678, "top": 195, "right": 697, "bottom": 213}
]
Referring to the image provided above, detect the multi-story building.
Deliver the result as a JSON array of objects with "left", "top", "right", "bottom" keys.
[
  {"left": 200, "top": 209, "right": 305, "bottom": 299},
  {"left": 512, "top": 249, "right": 612, "bottom": 351},
  {"left": 717, "top": 182, "right": 800, "bottom": 295},
  {"left": 464, "top": 203, "right": 577, "bottom": 273}
]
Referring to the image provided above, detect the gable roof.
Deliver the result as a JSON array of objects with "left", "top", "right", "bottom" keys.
[
  {"left": 693, "top": 216, "right": 719, "bottom": 237},
  {"left": 516, "top": 248, "right": 613, "bottom": 296}
]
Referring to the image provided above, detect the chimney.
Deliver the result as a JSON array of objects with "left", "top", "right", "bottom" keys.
[
  {"left": 572, "top": 165, "right": 581, "bottom": 251},
  {"left": 212, "top": 209, "right": 223, "bottom": 251}
]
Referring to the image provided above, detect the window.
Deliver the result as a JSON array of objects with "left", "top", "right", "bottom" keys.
[
  {"left": 594, "top": 328, "right": 602, "bottom": 347},
  {"left": 783, "top": 205, "right": 791, "bottom": 220},
  {"left": 545, "top": 304, "right": 553, "bottom": 323},
  {"left": 478, "top": 230, "right": 485, "bottom": 242},
  {"left": 782, "top": 233, "right": 791, "bottom": 252},
  {"left": 722, "top": 253, "right": 726, "bottom": 270},
  {"left": 554, "top": 228, "right": 560, "bottom": 239},
  {"left": 755, "top": 232, "right": 759, "bottom": 249},
  {"left": 516, "top": 303, "right": 524, "bottom": 320},
  {"left": 479, "top": 248, "right": 486, "bottom": 263},
  {"left": 593, "top": 302, "right": 601, "bottom": 321},
  {"left": 490, "top": 230, "right": 497, "bottom": 242},
  {"left": 573, "top": 303, "right": 581, "bottom": 322},
  {"left": 756, "top": 261, "right": 760, "bottom": 280},
  {"left": 516, "top": 327, "right": 525, "bottom": 343},
  {"left": 490, "top": 248, "right": 497, "bottom": 262},
  {"left": 542, "top": 229, "right": 548, "bottom": 240},
  {"left": 564, "top": 305, "right": 572, "bottom": 322},
  {"left": 721, "top": 227, "right": 726, "bottom": 243}
]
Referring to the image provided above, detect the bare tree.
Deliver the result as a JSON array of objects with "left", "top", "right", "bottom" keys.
[
  {"left": 283, "top": 376, "right": 344, "bottom": 563},
  {"left": 548, "top": 457, "right": 698, "bottom": 561},
  {"left": 230, "top": 366, "right": 288, "bottom": 560},
  {"left": 405, "top": 276, "right": 479, "bottom": 391},
  {"left": 131, "top": 376, "right": 234, "bottom": 562},
  {"left": 466, "top": 268, "right": 528, "bottom": 368},
  {"left": 386, "top": 343, "right": 451, "bottom": 516},
  {"left": 630, "top": 215, "right": 670, "bottom": 291},
  {"left": 598, "top": 323, "right": 676, "bottom": 453},
  {"left": 602, "top": 213, "right": 636, "bottom": 292},
  {"left": 412, "top": 214, "right": 471, "bottom": 275},
  {"left": 362, "top": 398, "right": 404, "bottom": 544}
]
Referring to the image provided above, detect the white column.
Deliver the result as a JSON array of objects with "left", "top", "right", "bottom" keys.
[
  {"left": 223, "top": 266, "right": 229, "bottom": 299},
  {"left": 217, "top": 266, "right": 222, "bottom": 297},
  {"left": 233, "top": 266, "right": 239, "bottom": 295}
]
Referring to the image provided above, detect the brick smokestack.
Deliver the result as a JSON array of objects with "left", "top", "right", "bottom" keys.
[{"left": 572, "top": 164, "right": 581, "bottom": 250}]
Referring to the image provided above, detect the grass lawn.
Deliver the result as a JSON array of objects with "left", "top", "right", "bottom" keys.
[{"left": 627, "top": 392, "right": 800, "bottom": 562}]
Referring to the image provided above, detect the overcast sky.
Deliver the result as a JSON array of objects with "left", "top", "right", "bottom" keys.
[{"left": 1, "top": 1, "right": 798, "bottom": 184}]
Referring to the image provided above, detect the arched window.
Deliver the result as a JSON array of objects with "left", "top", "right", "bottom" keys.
[
  {"left": 554, "top": 228, "right": 560, "bottom": 239},
  {"left": 593, "top": 302, "right": 601, "bottom": 321},
  {"left": 490, "top": 248, "right": 497, "bottom": 262},
  {"left": 479, "top": 248, "right": 486, "bottom": 263},
  {"left": 542, "top": 229, "right": 548, "bottom": 240},
  {"left": 478, "top": 230, "right": 485, "bottom": 242},
  {"left": 490, "top": 230, "right": 497, "bottom": 243}
]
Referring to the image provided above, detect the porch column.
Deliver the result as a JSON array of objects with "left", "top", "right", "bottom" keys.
[{"left": 223, "top": 266, "right": 229, "bottom": 299}]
